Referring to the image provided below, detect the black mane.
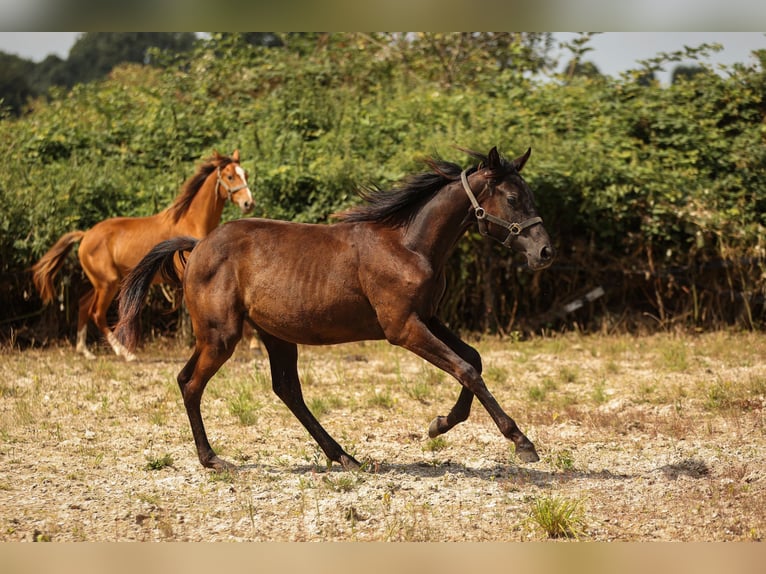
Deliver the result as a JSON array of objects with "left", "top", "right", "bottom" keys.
[{"left": 335, "top": 149, "right": 516, "bottom": 227}]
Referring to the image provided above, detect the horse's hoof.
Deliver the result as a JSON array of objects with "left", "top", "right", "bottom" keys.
[
  {"left": 514, "top": 442, "right": 540, "bottom": 463},
  {"left": 123, "top": 352, "right": 137, "bottom": 362},
  {"left": 75, "top": 346, "right": 96, "bottom": 361},
  {"left": 428, "top": 416, "right": 445, "bottom": 438},
  {"left": 339, "top": 454, "right": 362, "bottom": 471},
  {"left": 205, "top": 456, "right": 238, "bottom": 472}
]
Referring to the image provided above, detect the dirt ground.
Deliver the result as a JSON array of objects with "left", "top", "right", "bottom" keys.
[{"left": 0, "top": 331, "right": 764, "bottom": 541}]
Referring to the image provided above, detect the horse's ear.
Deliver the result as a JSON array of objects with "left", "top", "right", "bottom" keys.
[
  {"left": 487, "top": 146, "right": 500, "bottom": 169},
  {"left": 232, "top": 149, "right": 240, "bottom": 163},
  {"left": 512, "top": 147, "right": 532, "bottom": 172}
]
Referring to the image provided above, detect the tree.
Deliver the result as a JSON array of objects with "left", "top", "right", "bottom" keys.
[
  {"left": 64, "top": 32, "right": 197, "bottom": 86},
  {"left": 671, "top": 64, "right": 706, "bottom": 84},
  {"left": 563, "top": 59, "right": 602, "bottom": 79},
  {"left": 0, "top": 52, "right": 35, "bottom": 115}
]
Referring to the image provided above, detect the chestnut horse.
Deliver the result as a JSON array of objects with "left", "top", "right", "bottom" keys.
[
  {"left": 116, "top": 146, "right": 554, "bottom": 470},
  {"left": 32, "top": 150, "right": 254, "bottom": 361}
]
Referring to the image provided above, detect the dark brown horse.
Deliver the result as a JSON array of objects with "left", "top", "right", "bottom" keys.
[
  {"left": 116, "top": 146, "right": 554, "bottom": 470},
  {"left": 32, "top": 150, "right": 253, "bottom": 360}
]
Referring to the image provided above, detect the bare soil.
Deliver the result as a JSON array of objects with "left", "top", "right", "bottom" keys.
[{"left": 1, "top": 331, "right": 764, "bottom": 541}]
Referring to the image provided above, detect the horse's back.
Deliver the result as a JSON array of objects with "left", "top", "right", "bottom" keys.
[
  {"left": 78, "top": 213, "right": 172, "bottom": 278},
  {"left": 185, "top": 218, "right": 387, "bottom": 344}
]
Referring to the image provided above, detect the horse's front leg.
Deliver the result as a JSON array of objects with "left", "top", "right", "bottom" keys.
[
  {"left": 395, "top": 316, "right": 539, "bottom": 463},
  {"left": 425, "top": 318, "right": 476, "bottom": 438}
]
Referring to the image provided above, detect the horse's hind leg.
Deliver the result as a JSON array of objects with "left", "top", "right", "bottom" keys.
[
  {"left": 426, "top": 318, "right": 476, "bottom": 438},
  {"left": 90, "top": 281, "right": 136, "bottom": 361},
  {"left": 258, "top": 329, "right": 361, "bottom": 470},
  {"left": 177, "top": 342, "right": 239, "bottom": 470},
  {"left": 76, "top": 288, "right": 96, "bottom": 360}
]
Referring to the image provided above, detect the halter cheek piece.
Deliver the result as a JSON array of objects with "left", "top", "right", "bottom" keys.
[
  {"left": 460, "top": 169, "right": 542, "bottom": 248},
  {"left": 216, "top": 167, "right": 249, "bottom": 201}
]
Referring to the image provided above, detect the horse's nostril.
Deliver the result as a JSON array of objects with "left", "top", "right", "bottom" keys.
[{"left": 540, "top": 245, "right": 553, "bottom": 261}]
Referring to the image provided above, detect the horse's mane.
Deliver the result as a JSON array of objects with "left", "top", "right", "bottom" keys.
[
  {"left": 334, "top": 148, "right": 515, "bottom": 227},
  {"left": 167, "top": 152, "right": 235, "bottom": 222}
]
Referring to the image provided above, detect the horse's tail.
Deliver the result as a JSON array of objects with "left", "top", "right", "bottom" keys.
[
  {"left": 31, "top": 230, "right": 86, "bottom": 304},
  {"left": 115, "top": 236, "right": 199, "bottom": 352}
]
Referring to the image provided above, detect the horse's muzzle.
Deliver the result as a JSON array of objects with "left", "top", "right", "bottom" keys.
[{"left": 527, "top": 243, "right": 555, "bottom": 271}]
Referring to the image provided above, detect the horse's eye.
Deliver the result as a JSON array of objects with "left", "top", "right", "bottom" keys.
[{"left": 508, "top": 195, "right": 518, "bottom": 207}]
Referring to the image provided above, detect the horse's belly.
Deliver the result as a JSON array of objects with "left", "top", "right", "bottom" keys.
[{"left": 248, "top": 298, "right": 385, "bottom": 345}]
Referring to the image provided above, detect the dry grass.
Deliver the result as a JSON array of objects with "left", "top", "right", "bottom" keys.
[{"left": 0, "top": 331, "right": 764, "bottom": 541}]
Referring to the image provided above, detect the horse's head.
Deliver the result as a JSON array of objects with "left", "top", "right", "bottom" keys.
[
  {"left": 462, "top": 147, "right": 554, "bottom": 271},
  {"left": 216, "top": 150, "right": 254, "bottom": 213}
]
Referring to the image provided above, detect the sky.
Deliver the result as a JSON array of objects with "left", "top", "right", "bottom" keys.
[{"left": 0, "top": 32, "right": 764, "bottom": 85}]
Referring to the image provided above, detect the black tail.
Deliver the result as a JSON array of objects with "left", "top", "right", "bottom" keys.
[{"left": 115, "top": 236, "right": 199, "bottom": 352}]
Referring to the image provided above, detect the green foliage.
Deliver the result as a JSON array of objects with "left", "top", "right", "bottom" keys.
[
  {"left": 144, "top": 453, "right": 174, "bottom": 471},
  {"left": 2, "top": 33, "right": 765, "bottom": 339},
  {"left": 528, "top": 494, "right": 587, "bottom": 539}
]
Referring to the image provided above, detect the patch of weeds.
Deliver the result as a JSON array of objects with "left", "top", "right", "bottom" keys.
[
  {"left": 423, "top": 436, "right": 448, "bottom": 452},
  {"left": 367, "top": 389, "right": 395, "bottom": 409},
  {"left": 558, "top": 366, "right": 578, "bottom": 385},
  {"left": 660, "top": 340, "right": 688, "bottom": 372},
  {"left": 147, "top": 399, "right": 169, "bottom": 426},
  {"left": 484, "top": 364, "right": 509, "bottom": 386},
  {"left": 308, "top": 397, "right": 330, "bottom": 419},
  {"left": 528, "top": 378, "right": 558, "bottom": 402},
  {"left": 705, "top": 379, "right": 735, "bottom": 411},
  {"left": 33, "top": 530, "right": 53, "bottom": 542},
  {"left": 528, "top": 384, "right": 546, "bottom": 402},
  {"left": 208, "top": 469, "right": 236, "bottom": 483},
  {"left": 308, "top": 395, "right": 344, "bottom": 419},
  {"left": 383, "top": 502, "right": 434, "bottom": 541},
  {"left": 591, "top": 380, "right": 607, "bottom": 405},
  {"left": 135, "top": 492, "right": 162, "bottom": 507},
  {"left": 228, "top": 387, "right": 261, "bottom": 426},
  {"left": 528, "top": 494, "right": 587, "bottom": 539},
  {"left": 748, "top": 374, "right": 766, "bottom": 396},
  {"left": 233, "top": 449, "right": 252, "bottom": 464},
  {"left": 247, "top": 368, "right": 272, "bottom": 393},
  {"left": 404, "top": 380, "right": 433, "bottom": 404},
  {"left": 549, "top": 449, "right": 576, "bottom": 472},
  {"left": 0, "top": 380, "right": 19, "bottom": 398},
  {"left": 636, "top": 381, "right": 656, "bottom": 403},
  {"left": 13, "top": 398, "right": 36, "bottom": 426},
  {"left": 145, "top": 453, "right": 174, "bottom": 471},
  {"left": 323, "top": 473, "right": 362, "bottom": 493}
]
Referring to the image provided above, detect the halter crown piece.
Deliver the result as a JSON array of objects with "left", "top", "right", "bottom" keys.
[
  {"left": 460, "top": 169, "right": 542, "bottom": 248},
  {"left": 216, "top": 167, "right": 249, "bottom": 201}
]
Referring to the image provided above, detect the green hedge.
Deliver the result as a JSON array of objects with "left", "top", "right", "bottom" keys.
[{"left": 2, "top": 33, "right": 764, "bottom": 344}]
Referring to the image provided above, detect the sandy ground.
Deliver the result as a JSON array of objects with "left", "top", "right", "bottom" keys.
[{"left": 0, "top": 332, "right": 764, "bottom": 541}]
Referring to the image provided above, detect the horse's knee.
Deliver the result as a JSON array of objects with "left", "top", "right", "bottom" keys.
[{"left": 464, "top": 347, "right": 482, "bottom": 374}]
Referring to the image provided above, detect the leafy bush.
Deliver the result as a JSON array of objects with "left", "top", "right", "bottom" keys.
[{"left": 2, "top": 33, "right": 764, "bottom": 344}]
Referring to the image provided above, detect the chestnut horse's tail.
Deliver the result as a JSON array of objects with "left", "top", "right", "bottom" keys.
[
  {"left": 31, "top": 230, "right": 86, "bottom": 304},
  {"left": 115, "top": 236, "right": 199, "bottom": 352}
]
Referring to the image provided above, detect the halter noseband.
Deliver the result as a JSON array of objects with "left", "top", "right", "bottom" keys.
[
  {"left": 216, "top": 166, "right": 249, "bottom": 201},
  {"left": 460, "top": 169, "right": 542, "bottom": 248}
]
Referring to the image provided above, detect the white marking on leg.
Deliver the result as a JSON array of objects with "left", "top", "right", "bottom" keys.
[
  {"left": 76, "top": 326, "right": 96, "bottom": 360},
  {"left": 106, "top": 331, "right": 136, "bottom": 362}
]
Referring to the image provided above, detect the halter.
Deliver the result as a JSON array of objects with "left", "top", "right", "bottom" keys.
[
  {"left": 216, "top": 167, "right": 249, "bottom": 201},
  {"left": 460, "top": 169, "right": 543, "bottom": 248}
]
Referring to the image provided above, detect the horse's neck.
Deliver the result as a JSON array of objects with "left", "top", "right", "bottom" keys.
[
  {"left": 405, "top": 181, "right": 473, "bottom": 265},
  {"left": 174, "top": 175, "right": 225, "bottom": 237}
]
